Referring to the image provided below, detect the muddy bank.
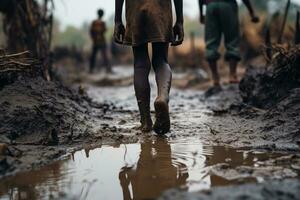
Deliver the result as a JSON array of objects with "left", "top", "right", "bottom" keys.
[
  {"left": 0, "top": 77, "right": 139, "bottom": 177},
  {"left": 198, "top": 47, "right": 300, "bottom": 151},
  {"left": 159, "top": 179, "right": 300, "bottom": 200},
  {"left": 240, "top": 46, "right": 300, "bottom": 109}
]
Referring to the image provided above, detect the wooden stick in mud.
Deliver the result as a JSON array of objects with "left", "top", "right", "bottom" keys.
[
  {"left": 278, "top": 0, "right": 291, "bottom": 44},
  {"left": 190, "top": 32, "right": 197, "bottom": 69},
  {"left": 0, "top": 51, "right": 30, "bottom": 59},
  {"left": 295, "top": 11, "right": 300, "bottom": 44},
  {"left": 265, "top": 27, "right": 272, "bottom": 62}
]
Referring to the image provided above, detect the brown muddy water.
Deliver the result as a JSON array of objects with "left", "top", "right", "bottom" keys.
[{"left": 0, "top": 138, "right": 290, "bottom": 200}]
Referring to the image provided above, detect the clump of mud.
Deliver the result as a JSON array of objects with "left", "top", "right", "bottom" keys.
[
  {"left": 240, "top": 46, "right": 300, "bottom": 109},
  {"left": 0, "top": 77, "right": 109, "bottom": 145},
  {"left": 0, "top": 74, "right": 115, "bottom": 175}
]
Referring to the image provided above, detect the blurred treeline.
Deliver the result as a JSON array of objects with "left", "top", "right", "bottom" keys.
[
  {"left": 51, "top": 0, "right": 299, "bottom": 49},
  {"left": 0, "top": 0, "right": 299, "bottom": 52}
]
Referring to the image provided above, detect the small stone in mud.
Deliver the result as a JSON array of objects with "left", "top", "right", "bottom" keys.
[
  {"left": 0, "top": 157, "right": 10, "bottom": 173},
  {"left": 0, "top": 143, "right": 8, "bottom": 155},
  {"left": 78, "top": 85, "right": 85, "bottom": 95},
  {"left": 118, "top": 120, "right": 127, "bottom": 125},
  {"left": 6, "top": 146, "right": 22, "bottom": 157},
  {"left": 45, "top": 129, "right": 59, "bottom": 146},
  {"left": 205, "top": 86, "right": 223, "bottom": 98}
]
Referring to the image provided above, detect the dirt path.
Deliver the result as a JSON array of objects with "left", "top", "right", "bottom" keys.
[
  {"left": 0, "top": 66, "right": 299, "bottom": 199},
  {"left": 86, "top": 67, "right": 300, "bottom": 151}
]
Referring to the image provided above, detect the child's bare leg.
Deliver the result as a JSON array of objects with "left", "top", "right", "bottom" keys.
[
  {"left": 152, "top": 42, "right": 172, "bottom": 134},
  {"left": 133, "top": 44, "right": 152, "bottom": 132},
  {"left": 208, "top": 61, "right": 221, "bottom": 86},
  {"left": 229, "top": 59, "right": 239, "bottom": 83}
]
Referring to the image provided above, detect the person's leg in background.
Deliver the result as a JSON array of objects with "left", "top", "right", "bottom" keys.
[
  {"left": 152, "top": 42, "right": 172, "bottom": 134},
  {"left": 133, "top": 44, "right": 153, "bottom": 132},
  {"left": 89, "top": 45, "right": 98, "bottom": 73},
  {"left": 100, "top": 45, "right": 113, "bottom": 73},
  {"left": 220, "top": 2, "right": 241, "bottom": 83},
  {"left": 205, "top": 3, "right": 222, "bottom": 86}
]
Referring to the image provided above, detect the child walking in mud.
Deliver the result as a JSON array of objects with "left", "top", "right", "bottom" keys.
[
  {"left": 114, "top": 0, "right": 184, "bottom": 134},
  {"left": 199, "top": 0, "right": 259, "bottom": 86}
]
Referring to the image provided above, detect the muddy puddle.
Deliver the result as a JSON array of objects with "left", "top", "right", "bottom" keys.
[{"left": 0, "top": 137, "right": 296, "bottom": 200}]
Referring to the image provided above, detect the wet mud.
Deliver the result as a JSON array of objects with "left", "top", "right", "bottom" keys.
[
  {"left": 0, "top": 138, "right": 298, "bottom": 200},
  {"left": 240, "top": 46, "right": 300, "bottom": 109},
  {"left": 0, "top": 58, "right": 299, "bottom": 199},
  {"left": 159, "top": 179, "right": 300, "bottom": 200},
  {"left": 0, "top": 75, "right": 138, "bottom": 177}
]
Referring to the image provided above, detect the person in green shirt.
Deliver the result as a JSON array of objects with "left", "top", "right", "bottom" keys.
[{"left": 199, "top": 0, "right": 260, "bottom": 86}]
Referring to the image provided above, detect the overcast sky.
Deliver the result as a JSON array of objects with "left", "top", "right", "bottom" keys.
[{"left": 54, "top": 0, "right": 300, "bottom": 29}]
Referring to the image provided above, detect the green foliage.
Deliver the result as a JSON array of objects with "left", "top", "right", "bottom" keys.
[
  {"left": 184, "top": 16, "right": 204, "bottom": 38},
  {"left": 52, "top": 25, "right": 89, "bottom": 49}
]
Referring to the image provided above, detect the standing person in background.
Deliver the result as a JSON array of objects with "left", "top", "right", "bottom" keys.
[
  {"left": 114, "top": 0, "right": 184, "bottom": 134},
  {"left": 89, "top": 9, "right": 112, "bottom": 74},
  {"left": 199, "top": 0, "right": 259, "bottom": 87}
]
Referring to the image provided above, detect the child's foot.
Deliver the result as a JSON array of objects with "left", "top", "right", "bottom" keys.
[
  {"left": 140, "top": 117, "right": 153, "bottom": 133},
  {"left": 212, "top": 75, "right": 220, "bottom": 87},
  {"left": 229, "top": 74, "right": 239, "bottom": 84},
  {"left": 137, "top": 100, "right": 152, "bottom": 133},
  {"left": 213, "top": 80, "right": 221, "bottom": 87},
  {"left": 153, "top": 98, "right": 170, "bottom": 135}
]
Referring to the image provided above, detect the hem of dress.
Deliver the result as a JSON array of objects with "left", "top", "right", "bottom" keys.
[{"left": 122, "top": 37, "right": 174, "bottom": 47}]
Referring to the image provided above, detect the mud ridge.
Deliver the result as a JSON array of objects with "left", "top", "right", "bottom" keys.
[{"left": 0, "top": 77, "right": 137, "bottom": 177}]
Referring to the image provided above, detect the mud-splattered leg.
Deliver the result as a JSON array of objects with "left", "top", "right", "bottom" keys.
[
  {"left": 152, "top": 42, "right": 172, "bottom": 135},
  {"left": 133, "top": 44, "right": 153, "bottom": 132}
]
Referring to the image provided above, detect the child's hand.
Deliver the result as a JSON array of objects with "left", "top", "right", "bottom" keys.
[
  {"left": 200, "top": 15, "right": 205, "bottom": 25},
  {"left": 251, "top": 15, "right": 260, "bottom": 23},
  {"left": 172, "top": 22, "right": 184, "bottom": 46},
  {"left": 114, "top": 22, "right": 125, "bottom": 44}
]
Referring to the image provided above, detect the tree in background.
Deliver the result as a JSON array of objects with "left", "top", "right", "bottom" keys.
[
  {"left": 0, "top": 0, "right": 54, "bottom": 80},
  {"left": 0, "top": 15, "right": 4, "bottom": 47}
]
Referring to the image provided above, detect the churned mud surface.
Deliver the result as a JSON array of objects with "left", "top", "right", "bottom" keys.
[
  {"left": 0, "top": 60, "right": 299, "bottom": 199},
  {"left": 0, "top": 138, "right": 299, "bottom": 199},
  {"left": 158, "top": 179, "right": 300, "bottom": 200},
  {"left": 0, "top": 75, "right": 139, "bottom": 177}
]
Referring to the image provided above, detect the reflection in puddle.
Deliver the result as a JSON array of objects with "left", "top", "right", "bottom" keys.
[{"left": 0, "top": 138, "right": 288, "bottom": 200}]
